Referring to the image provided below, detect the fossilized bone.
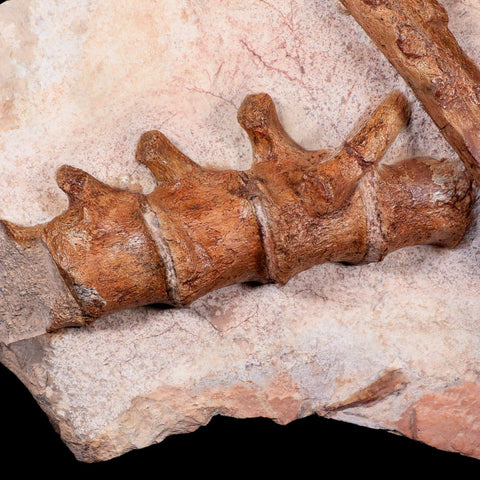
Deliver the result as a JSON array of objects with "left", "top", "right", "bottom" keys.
[
  {"left": 0, "top": 91, "right": 474, "bottom": 333},
  {"left": 340, "top": 0, "right": 480, "bottom": 186}
]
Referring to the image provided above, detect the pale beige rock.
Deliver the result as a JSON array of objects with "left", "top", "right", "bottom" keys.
[{"left": 1, "top": 0, "right": 480, "bottom": 463}]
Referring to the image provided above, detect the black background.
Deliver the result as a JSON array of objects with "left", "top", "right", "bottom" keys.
[{"left": 1, "top": 361, "right": 480, "bottom": 475}]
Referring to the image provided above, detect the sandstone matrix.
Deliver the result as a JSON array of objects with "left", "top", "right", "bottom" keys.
[{"left": 1, "top": 0, "right": 480, "bottom": 462}]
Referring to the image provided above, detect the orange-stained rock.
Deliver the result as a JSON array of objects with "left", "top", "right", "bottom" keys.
[{"left": 398, "top": 382, "right": 480, "bottom": 458}]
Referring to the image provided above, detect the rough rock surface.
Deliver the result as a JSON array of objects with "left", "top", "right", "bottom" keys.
[{"left": 1, "top": 0, "right": 480, "bottom": 462}]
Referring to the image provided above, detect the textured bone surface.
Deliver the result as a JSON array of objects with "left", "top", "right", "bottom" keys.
[
  {"left": 1, "top": 0, "right": 480, "bottom": 463},
  {"left": 340, "top": 0, "right": 480, "bottom": 186},
  {"left": 3, "top": 90, "right": 473, "bottom": 333}
]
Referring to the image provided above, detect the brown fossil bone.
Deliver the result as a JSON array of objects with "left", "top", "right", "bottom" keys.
[
  {"left": 0, "top": 90, "right": 474, "bottom": 333},
  {"left": 339, "top": 0, "right": 480, "bottom": 186}
]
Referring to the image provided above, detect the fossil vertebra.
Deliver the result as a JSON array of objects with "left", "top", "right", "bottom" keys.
[{"left": 1, "top": 91, "right": 474, "bottom": 332}]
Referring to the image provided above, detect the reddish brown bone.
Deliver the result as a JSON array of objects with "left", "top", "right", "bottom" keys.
[
  {"left": 339, "top": 0, "right": 480, "bottom": 186},
  {"left": 1, "top": 91, "right": 474, "bottom": 331}
]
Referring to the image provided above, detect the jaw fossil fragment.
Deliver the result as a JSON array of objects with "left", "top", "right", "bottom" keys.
[{"left": 0, "top": 90, "right": 474, "bottom": 334}]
